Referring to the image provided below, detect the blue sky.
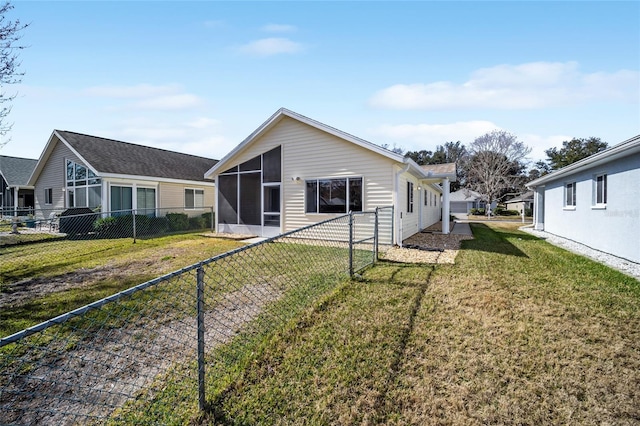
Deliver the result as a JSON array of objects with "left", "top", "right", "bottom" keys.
[{"left": 2, "top": 1, "right": 639, "bottom": 164}]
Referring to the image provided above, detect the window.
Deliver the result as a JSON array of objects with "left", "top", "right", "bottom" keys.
[
  {"left": 185, "top": 188, "right": 205, "bottom": 210},
  {"left": 111, "top": 186, "right": 132, "bottom": 213},
  {"left": 137, "top": 187, "right": 156, "bottom": 215},
  {"left": 66, "top": 159, "right": 101, "bottom": 208},
  {"left": 407, "top": 182, "right": 414, "bottom": 213},
  {"left": 45, "top": 188, "right": 53, "bottom": 205},
  {"left": 305, "top": 177, "right": 363, "bottom": 214},
  {"left": 424, "top": 189, "right": 428, "bottom": 206},
  {"left": 595, "top": 174, "right": 607, "bottom": 205},
  {"left": 565, "top": 182, "right": 576, "bottom": 207}
]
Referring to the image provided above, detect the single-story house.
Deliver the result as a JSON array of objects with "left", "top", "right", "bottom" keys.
[
  {"left": 504, "top": 190, "right": 534, "bottom": 214},
  {"left": 527, "top": 134, "right": 640, "bottom": 264},
  {"left": 449, "top": 189, "right": 495, "bottom": 217},
  {"left": 204, "top": 108, "right": 456, "bottom": 243},
  {"left": 0, "top": 155, "right": 37, "bottom": 217},
  {"left": 28, "top": 130, "right": 218, "bottom": 219}
]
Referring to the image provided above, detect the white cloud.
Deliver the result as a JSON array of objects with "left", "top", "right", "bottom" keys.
[
  {"left": 520, "top": 133, "right": 573, "bottom": 163},
  {"left": 83, "top": 84, "right": 180, "bottom": 99},
  {"left": 372, "top": 120, "right": 501, "bottom": 151},
  {"left": 262, "top": 24, "right": 297, "bottom": 33},
  {"left": 133, "top": 94, "right": 204, "bottom": 110},
  {"left": 370, "top": 61, "right": 639, "bottom": 110},
  {"left": 238, "top": 37, "right": 304, "bottom": 56},
  {"left": 186, "top": 117, "right": 220, "bottom": 129}
]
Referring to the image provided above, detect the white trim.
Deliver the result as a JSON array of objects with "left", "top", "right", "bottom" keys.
[{"left": 184, "top": 187, "right": 206, "bottom": 210}]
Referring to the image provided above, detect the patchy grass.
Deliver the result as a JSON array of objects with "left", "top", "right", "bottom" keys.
[
  {"left": 185, "top": 222, "right": 639, "bottom": 425},
  {"left": 0, "top": 234, "right": 243, "bottom": 338}
]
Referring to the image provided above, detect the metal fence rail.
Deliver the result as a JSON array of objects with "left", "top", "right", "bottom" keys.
[{"left": 0, "top": 208, "right": 393, "bottom": 424}]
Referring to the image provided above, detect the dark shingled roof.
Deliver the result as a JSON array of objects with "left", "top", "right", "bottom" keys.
[
  {"left": 57, "top": 131, "right": 217, "bottom": 182},
  {"left": 0, "top": 155, "right": 38, "bottom": 187}
]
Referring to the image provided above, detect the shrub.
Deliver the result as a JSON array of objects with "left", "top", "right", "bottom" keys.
[
  {"left": 201, "top": 212, "right": 214, "bottom": 229},
  {"left": 189, "top": 216, "right": 207, "bottom": 230},
  {"left": 524, "top": 208, "right": 533, "bottom": 217},
  {"left": 502, "top": 209, "right": 520, "bottom": 216},
  {"left": 93, "top": 216, "right": 118, "bottom": 235},
  {"left": 59, "top": 208, "right": 98, "bottom": 236},
  {"left": 166, "top": 213, "right": 189, "bottom": 231},
  {"left": 470, "top": 208, "right": 485, "bottom": 216}
]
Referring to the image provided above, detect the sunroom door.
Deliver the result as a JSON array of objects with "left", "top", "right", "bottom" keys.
[{"left": 263, "top": 184, "right": 280, "bottom": 237}]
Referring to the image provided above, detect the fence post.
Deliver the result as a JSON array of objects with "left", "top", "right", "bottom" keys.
[
  {"left": 348, "top": 211, "right": 354, "bottom": 278},
  {"left": 374, "top": 207, "right": 379, "bottom": 262},
  {"left": 132, "top": 210, "right": 137, "bottom": 243},
  {"left": 210, "top": 206, "right": 215, "bottom": 233},
  {"left": 197, "top": 265, "right": 206, "bottom": 412}
]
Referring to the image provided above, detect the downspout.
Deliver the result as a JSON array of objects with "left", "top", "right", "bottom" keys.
[
  {"left": 13, "top": 186, "right": 19, "bottom": 217},
  {"left": 395, "top": 164, "right": 410, "bottom": 246}
]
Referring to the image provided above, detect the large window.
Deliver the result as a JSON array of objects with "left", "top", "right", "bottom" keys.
[
  {"left": 407, "top": 182, "right": 414, "bottom": 213},
  {"left": 594, "top": 174, "right": 607, "bottom": 206},
  {"left": 137, "top": 187, "right": 156, "bottom": 215},
  {"left": 565, "top": 182, "right": 576, "bottom": 207},
  {"left": 111, "top": 186, "right": 132, "bottom": 213},
  {"left": 185, "top": 188, "right": 204, "bottom": 210},
  {"left": 305, "top": 177, "right": 363, "bottom": 214},
  {"left": 66, "top": 159, "right": 101, "bottom": 208}
]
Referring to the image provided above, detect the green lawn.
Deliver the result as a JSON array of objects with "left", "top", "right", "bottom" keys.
[{"left": 193, "top": 222, "right": 639, "bottom": 425}]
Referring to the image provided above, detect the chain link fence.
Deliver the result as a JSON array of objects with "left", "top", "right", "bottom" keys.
[
  {"left": 0, "top": 206, "right": 214, "bottom": 245},
  {"left": 0, "top": 208, "right": 393, "bottom": 424}
]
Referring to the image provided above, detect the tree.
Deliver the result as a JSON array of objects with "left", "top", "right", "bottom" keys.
[
  {"left": 544, "top": 137, "right": 608, "bottom": 170},
  {"left": 406, "top": 141, "right": 469, "bottom": 191},
  {"left": 466, "top": 130, "right": 531, "bottom": 213},
  {"left": 1, "top": 1, "right": 28, "bottom": 147}
]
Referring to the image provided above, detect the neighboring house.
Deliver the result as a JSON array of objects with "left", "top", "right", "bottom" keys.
[
  {"left": 504, "top": 190, "right": 534, "bottom": 214},
  {"left": 449, "top": 189, "right": 495, "bottom": 217},
  {"left": 204, "top": 108, "right": 456, "bottom": 242},
  {"left": 0, "top": 155, "right": 38, "bottom": 216},
  {"left": 28, "top": 130, "right": 218, "bottom": 219},
  {"left": 527, "top": 134, "right": 640, "bottom": 263}
]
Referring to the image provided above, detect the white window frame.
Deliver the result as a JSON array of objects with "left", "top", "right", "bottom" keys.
[
  {"left": 593, "top": 173, "right": 607, "bottom": 209},
  {"left": 185, "top": 188, "right": 205, "bottom": 210},
  {"left": 564, "top": 182, "right": 576, "bottom": 210},
  {"left": 407, "top": 181, "right": 414, "bottom": 213},
  {"left": 304, "top": 176, "right": 363, "bottom": 215}
]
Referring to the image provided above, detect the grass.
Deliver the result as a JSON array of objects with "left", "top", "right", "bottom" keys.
[
  {"left": 0, "top": 233, "right": 244, "bottom": 338},
  {"left": 186, "top": 222, "right": 639, "bottom": 425}
]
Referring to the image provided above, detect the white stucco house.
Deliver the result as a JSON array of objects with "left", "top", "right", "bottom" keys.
[
  {"left": 204, "top": 108, "right": 456, "bottom": 243},
  {"left": 527, "top": 134, "right": 640, "bottom": 264}
]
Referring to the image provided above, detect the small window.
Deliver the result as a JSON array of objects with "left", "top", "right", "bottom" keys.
[
  {"left": 185, "top": 188, "right": 205, "bottom": 209},
  {"left": 45, "top": 188, "right": 53, "bottom": 205},
  {"left": 595, "top": 174, "right": 607, "bottom": 205},
  {"left": 565, "top": 182, "right": 576, "bottom": 207},
  {"left": 407, "top": 182, "right": 414, "bottom": 213},
  {"left": 424, "top": 189, "right": 428, "bottom": 206}
]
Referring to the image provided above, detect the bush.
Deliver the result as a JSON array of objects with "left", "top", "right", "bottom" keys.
[
  {"left": 492, "top": 206, "right": 505, "bottom": 216},
  {"left": 469, "top": 208, "right": 485, "bottom": 216},
  {"left": 166, "top": 213, "right": 189, "bottom": 232},
  {"left": 524, "top": 208, "right": 533, "bottom": 217},
  {"left": 93, "top": 216, "right": 118, "bottom": 235},
  {"left": 201, "top": 212, "right": 214, "bottom": 229},
  {"left": 188, "top": 216, "right": 207, "bottom": 230}
]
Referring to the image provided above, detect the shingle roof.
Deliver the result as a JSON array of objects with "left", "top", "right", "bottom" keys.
[
  {"left": 505, "top": 190, "right": 534, "bottom": 203},
  {"left": 56, "top": 131, "right": 217, "bottom": 182},
  {"left": 449, "top": 189, "right": 483, "bottom": 202},
  {"left": 420, "top": 163, "right": 456, "bottom": 175},
  {"left": 0, "top": 155, "right": 38, "bottom": 187}
]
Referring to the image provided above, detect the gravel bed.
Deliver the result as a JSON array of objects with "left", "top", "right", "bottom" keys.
[
  {"left": 380, "top": 228, "right": 474, "bottom": 265},
  {"left": 522, "top": 227, "right": 640, "bottom": 281}
]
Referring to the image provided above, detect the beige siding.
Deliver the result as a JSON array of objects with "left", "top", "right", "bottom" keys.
[
  {"left": 33, "top": 136, "right": 85, "bottom": 219},
  {"left": 158, "top": 182, "right": 214, "bottom": 217},
  {"left": 214, "top": 116, "right": 450, "bottom": 241}
]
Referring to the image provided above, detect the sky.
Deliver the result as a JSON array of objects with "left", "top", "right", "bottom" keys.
[{"left": 1, "top": 1, "right": 639, "bottom": 165}]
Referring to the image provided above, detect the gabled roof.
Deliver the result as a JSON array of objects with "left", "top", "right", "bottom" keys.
[
  {"left": 449, "top": 189, "right": 484, "bottom": 202},
  {"left": 29, "top": 131, "right": 218, "bottom": 185},
  {"left": 0, "top": 155, "right": 38, "bottom": 188},
  {"left": 527, "top": 134, "right": 640, "bottom": 188},
  {"left": 204, "top": 108, "right": 457, "bottom": 182},
  {"left": 505, "top": 190, "right": 534, "bottom": 204},
  {"left": 421, "top": 163, "right": 456, "bottom": 176}
]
